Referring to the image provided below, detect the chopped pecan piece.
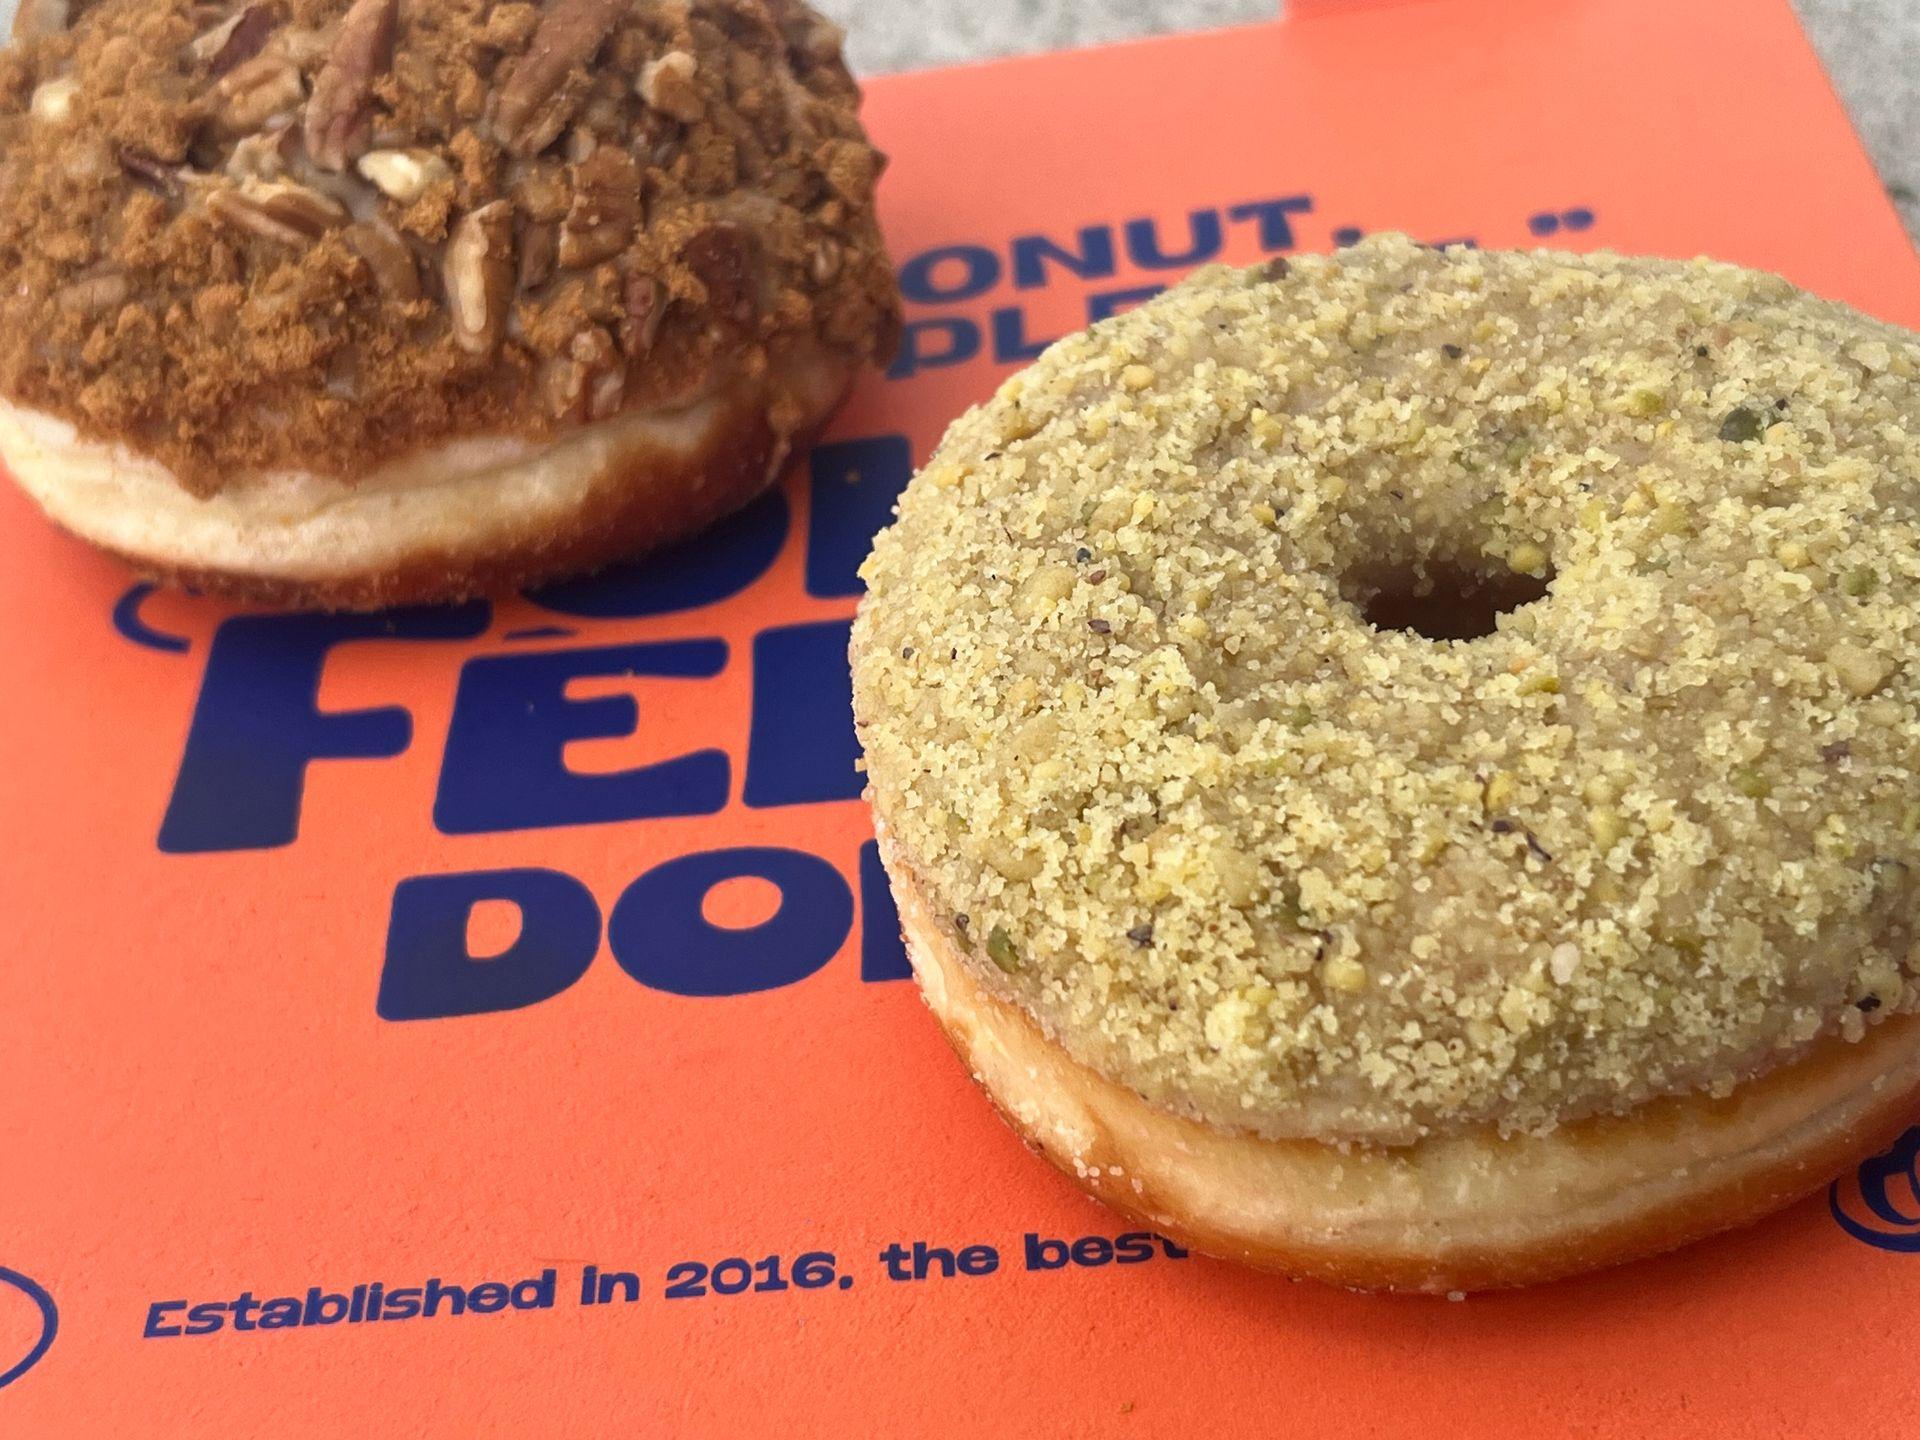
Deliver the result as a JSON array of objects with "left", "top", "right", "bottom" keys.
[
  {"left": 589, "top": 366, "right": 626, "bottom": 420},
  {"left": 492, "top": 0, "right": 626, "bottom": 158},
  {"left": 276, "top": 26, "right": 330, "bottom": 72},
  {"left": 344, "top": 221, "right": 419, "bottom": 301},
  {"left": 215, "top": 53, "right": 306, "bottom": 134},
  {"left": 207, "top": 180, "right": 349, "bottom": 245},
  {"left": 683, "top": 224, "right": 757, "bottom": 326},
  {"left": 356, "top": 148, "right": 451, "bottom": 203},
  {"left": 119, "top": 145, "right": 185, "bottom": 197},
  {"left": 542, "top": 326, "right": 627, "bottom": 421},
  {"left": 623, "top": 270, "right": 665, "bottom": 355},
  {"left": 226, "top": 124, "right": 300, "bottom": 182},
  {"left": 559, "top": 147, "right": 640, "bottom": 270},
  {"left": 481, "top": 3, "right": 542, "bottom": 51},
  {"left": 541, "top": 355, "right": 587, "bottom": 419},
  {"left": 576, "top": 327, "right": 625, "bottom": 419},
  {"left": 637, "top": 50, "right": 702, "bottom": 123},
  {"left": 304, "top": 0, "right": 398, "bottom": 172},
  {"left": 517, "top": 221, "right": 559, "bottom": 292},
  {"left": 807, "top": 234, "right": 842, "bottom": 284},
  {"left": 578, "top": 91, "right": 625, "bottom": 134},
  {"left": 192, "top": 6, "right": 278, "bottom": 77},
  {"left": 53, "top": 270, "right": 131, "bottom": 315},
  {"left": 444, "top": 201, "right": 515, "bottom": 354},
  {"left": 512, "top": 162, "right": 571, "bottom": 223}
]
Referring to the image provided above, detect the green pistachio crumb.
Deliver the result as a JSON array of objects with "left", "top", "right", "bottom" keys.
[
  {"left": 1843, "top": 566, "right": 1880, "bottom": 597},
  {"left": 986, "top": 924, "right": 1020, "bottom": 973},
  {"left": 1718, "top": 405, "right": 1765, "bottom": 442}
]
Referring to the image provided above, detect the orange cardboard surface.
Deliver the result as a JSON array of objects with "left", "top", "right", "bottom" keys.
[{"left": 4, "top": 0, "right": 1920, "bottom": 1433}]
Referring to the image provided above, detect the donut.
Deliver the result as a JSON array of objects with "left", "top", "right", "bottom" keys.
[
  {"left": 851, "top": 236, "right": 1920, "bottom": 1291},
  {"left": 0, "top": 0, "right": 899, "bottom": 608}
]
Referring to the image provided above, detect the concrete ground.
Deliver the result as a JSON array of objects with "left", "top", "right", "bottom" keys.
[{"left": 815, "top": 0, "right": 1919, "bottom": 242}]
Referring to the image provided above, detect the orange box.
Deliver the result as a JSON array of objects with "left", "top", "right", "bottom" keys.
[{"left": 3, "top": 0, "right": 1919, "bottom": 1432}]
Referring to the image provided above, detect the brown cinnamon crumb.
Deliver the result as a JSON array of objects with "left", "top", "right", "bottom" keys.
[{"left": 0, "top": 0, "right": 899, "bottom": 492}]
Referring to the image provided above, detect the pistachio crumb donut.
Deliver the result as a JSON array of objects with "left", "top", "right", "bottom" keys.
[
  {"left": 851, "top": 235, "right": 1920, "bottom": 1291},
  {"left": 0, "top": 0, "right": 898, "bottom": 608}
]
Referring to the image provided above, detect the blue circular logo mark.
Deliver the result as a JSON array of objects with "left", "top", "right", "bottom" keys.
[
  {"left": 1830, "top": 1125, "right": 1920, "bottom": 1252},
  {"left": 110, "top": 582, "right": 192, "bottom": 654},
  {"left": 0, "top": 1266, "right": 57, "bottom": 1390}
]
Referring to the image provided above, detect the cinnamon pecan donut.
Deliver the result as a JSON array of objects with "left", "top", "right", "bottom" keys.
[
  {"left": 0, "top": 0, "right": 898, "bottom": 607},
  {"left": 852, "top": 236, "right": 1920, "bottom": 1291}
]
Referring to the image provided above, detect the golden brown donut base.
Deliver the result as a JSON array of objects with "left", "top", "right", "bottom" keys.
[
  {"left": 883, "top": 841, "right": 1920, "bottom": 1293},
  {"left": 123, "top": 399, "right": 815, "bottom": 612},
  {"left": 0, "top": 356, "right": 852, "bottom": 611}
]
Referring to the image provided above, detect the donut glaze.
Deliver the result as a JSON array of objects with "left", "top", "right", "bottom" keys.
[{"left": 853, "top": 237, "right": 1920, "bottom": 1284}]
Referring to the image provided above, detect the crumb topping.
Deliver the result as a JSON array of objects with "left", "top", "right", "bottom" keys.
[
  {"left": 0, "top": 0, "right": 899, "bottom": 491},
  {"left": 853, "top": 235, "right": 1920, "bottom": 1145}
]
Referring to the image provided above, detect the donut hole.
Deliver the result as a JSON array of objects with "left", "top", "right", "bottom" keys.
[{"left": 1350, "top": 560, "right": 1552, "bottom": 641}]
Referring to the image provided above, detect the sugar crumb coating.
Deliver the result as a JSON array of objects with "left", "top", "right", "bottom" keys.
[{"left": 852, "top": 235, "right": 1920, "bottom": 1146}]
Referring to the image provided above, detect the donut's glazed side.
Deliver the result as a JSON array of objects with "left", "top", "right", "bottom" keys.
[
  {"left": 878, "top": 833, "right": 1920, "bottom": 1293},
  {"left": 1, "top": 367, "right": 850, "bottom": 611}
]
